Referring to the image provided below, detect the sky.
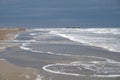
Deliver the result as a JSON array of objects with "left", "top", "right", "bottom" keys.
[{"left": 0, "top": 0, "right": 120, "bottom": 28}]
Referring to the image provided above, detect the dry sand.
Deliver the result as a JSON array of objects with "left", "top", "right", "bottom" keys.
[
  {"left": 0, "top": 28, "right": 25, "bottom": 51},
  {"left": 0, "top": 28, "right": 25, "bottom": 40},
  {"left": 0, "top": 59, "right": 39, "bottom": 80}
]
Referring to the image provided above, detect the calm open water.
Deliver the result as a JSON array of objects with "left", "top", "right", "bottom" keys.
[{"left": 0, "top": 0, "right": 120, "bottom": 28}]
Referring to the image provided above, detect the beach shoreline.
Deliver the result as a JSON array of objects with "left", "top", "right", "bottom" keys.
[
  {"left": 0, "top": 28, "right": 26, "bottom": 51},
  {"left": 0, "top": 28, "right": 120, "bottom": 80},
  {"left": 0, "top": 28, "right": 42, "bottom": 80}
]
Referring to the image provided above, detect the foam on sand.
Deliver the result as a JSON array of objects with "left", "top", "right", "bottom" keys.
[
  {"left": 42, "top": 63, "right": 85, "bottom": 76},
  {"left": 36, "top": 74, "right": 44, "bottom": 80},
  {"left": 42, "top": 57, "right": 120, "bottom": 77}
]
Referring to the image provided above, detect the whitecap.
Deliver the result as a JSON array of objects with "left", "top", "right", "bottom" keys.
[
  {"left": 50, "top": 28, "right": 120, "bottom": 53},
  {"left": 13, "top": 39, "right": 36, "bottom": 43},
  {"left": 20, "top": 45, "right": 31, "bottom": 51},
  {"left": 29, "top": 33, "right": 37, "bottom": 36},
  {"left": 91, "top": 74, "right": 120, "bottom": 77}
]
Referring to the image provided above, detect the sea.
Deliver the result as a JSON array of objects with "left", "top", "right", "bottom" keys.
[{"left": 0, "top": 0, "right": 120, "bottom": 27}]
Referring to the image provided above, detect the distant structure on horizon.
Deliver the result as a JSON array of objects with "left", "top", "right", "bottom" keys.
[{"left": 66, "top": 26, "right": 80, "bottom": 28}]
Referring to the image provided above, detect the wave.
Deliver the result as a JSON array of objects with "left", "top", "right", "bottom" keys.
[
  {"left": 18, "top": 28, "right": 120, "bottom": 78},
  {"left": 19, "top": 41, "right": 120, "bottom": 77},
  {"left": 29, "top": 33, "right": 37, "bottom": 36},
  {"left": 91, "top": 74, "right": 120, "bottom": 77},
  {"left": 20, "top": 43, "right": 43, "bottom": 53},
  {"left": 74, "top": 28, "right": 120, "bottom": 35},
  {"left": 20, "top": 45, "right": 31, "bottom": 51},
  {"left": 20, "top": 43, "right": 74, "bottom": 57},
  {"left": 49, "top": 28, "right": 120, "bottom": 52},
  {"left": 28, "top": 28, "right": 120, "bottom": 53},
  {"left": 13, "top": 39, "right": 36, "bottom": 43}
]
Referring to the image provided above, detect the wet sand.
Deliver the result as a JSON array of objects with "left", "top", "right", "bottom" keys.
[
  {"left": 1, "top": 44, "right": 120, "bottom": 80},
  {"left": 0, "top": 59, "right": 39, "bottom": 80},
  {"left": 0, "top": 28, "right": 41, "bottom": 80}
]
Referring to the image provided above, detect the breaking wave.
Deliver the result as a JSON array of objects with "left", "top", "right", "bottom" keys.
[{"left": 49, "top": 28, "right": 120, "bottom": 52}]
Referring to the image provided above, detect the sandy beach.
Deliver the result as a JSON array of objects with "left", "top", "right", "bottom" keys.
[
  {"left": 0, "top": 59, "right": 40, "bottom": 80},
  {"left": 0, "top": 28, "right": 41, "bottom": 80},
  {"left": 0, "top": 28, "right": 25, "bottom": 51},
  {"left": 0, "top": 28, "right": 120, "bottom": 80}
]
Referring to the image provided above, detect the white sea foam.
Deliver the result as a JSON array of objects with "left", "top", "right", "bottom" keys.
[
  {"left": 84, "top": 28, "right": 120, "bottom": 35},
  {"left": 42, "top": 64, "right": 83, "bottom": 76},
  {"left": 49, "top": 28, "right": 120, "bottom": 52},
  {"left": 14, "top": 34, "right": 19, "bottom": 38},
  {"left": 13, "top": 39, "right": 36, "bottom": 43},
  {"left": 20, "top": 44, "right": 73, "bottom": 56},
  {"left": 0, "top": 58, "right": 6, "bottom": 61},
  {"left": 42, "top": 57, "right": 120, "bottom": 78},
  {"left": 29, "top": 33, "right": 37, "bottom": 36},
  {"left": 20, "top": 43, "right": 31, "bottom": 51},
  {"left": 28, "top": 28, "right": 120, "bottom": 53},
  {"left": 18, "top": 28, "right": 120, "bottom": 77},
  {"left": 20, "top": 46, "right": 31, "bottom": 51},
  {"left": 91, "top": 74, "right": 120, "bottom": 77},
  {"left": 36, "top": 75, "right": 43, "bottom": 80}
]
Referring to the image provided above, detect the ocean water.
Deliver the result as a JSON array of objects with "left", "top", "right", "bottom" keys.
[
  {"left": 50, "top": 28, "right": 120, "bottom": 52},
  {"left": 0, "top": 0, "right": 120, "bottom": 27},
  {"left": 14, "top": 28, "right": 120, "bottom": 78},
  {"left": 18, "top": 28, "right": 120, "bottom": 53}
]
